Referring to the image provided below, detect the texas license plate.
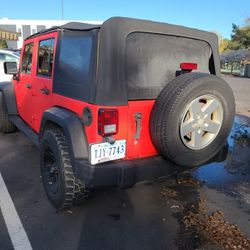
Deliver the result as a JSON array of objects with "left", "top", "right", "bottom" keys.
[{"left": 90, "top": 140, "right": 126, "bottom": 165}]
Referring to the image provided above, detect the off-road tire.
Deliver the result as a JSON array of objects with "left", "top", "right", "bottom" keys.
[
  {"left": 0, "top": 92, "right": 16, "bottom": 133},
  {"left": 150, "top": 73, "right": 235, "bottom": 167},
  {"left": 74, "top": 180, "right": 89, "bottom": 205},
  {"left": 40, "top": 129, "right": 89, "bottom": 209}
]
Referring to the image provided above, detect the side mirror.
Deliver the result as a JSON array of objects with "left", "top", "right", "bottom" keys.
[{"left": 4, "top": 61, "right": 18, "bottom": 75}]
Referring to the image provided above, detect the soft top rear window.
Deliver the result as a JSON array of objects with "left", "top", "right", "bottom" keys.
[{"left": 126, "top": 32, "right": 212, "bottom": 100}]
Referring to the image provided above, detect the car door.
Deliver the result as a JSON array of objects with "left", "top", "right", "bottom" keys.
[
  {"left": 14, "top": 42, "right": 34, "bottom": 126},
  {"left": 31, "top": 33, "right": 57, "bottom": 132}
]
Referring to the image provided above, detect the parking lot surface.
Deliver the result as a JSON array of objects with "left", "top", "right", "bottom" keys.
[
  {"left": 224, "top": 75, "right": 250, "bottom": 117},
  {"left": 0, "top": 76, "right": 249, "bottom": 250}
]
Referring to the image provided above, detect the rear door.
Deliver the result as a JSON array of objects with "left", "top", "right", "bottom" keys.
[{"left": 31, "top": 33, "right": 57, "bottom": 132}]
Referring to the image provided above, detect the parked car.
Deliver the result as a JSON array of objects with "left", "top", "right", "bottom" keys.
[
  {"left": 0, "top": 49, "right": 20, "bottom": 83},
  {"left": 1, "top": 17, "right": 235, "bottom": 209}
]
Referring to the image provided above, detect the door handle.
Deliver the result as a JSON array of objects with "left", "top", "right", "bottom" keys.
[
  {"left": 25, "top": 83, "right": 32, "bottom": 89},
  {"left": 134, "top": 112, "right": 142, "bottom": 140},
  {"left": 40, "top": 88, "right": 50, "bottom": 95}
]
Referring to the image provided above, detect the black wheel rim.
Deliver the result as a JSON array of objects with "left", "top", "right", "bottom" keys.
[{"left": 43, "top": 147, "right": 59, "bottom": 194}]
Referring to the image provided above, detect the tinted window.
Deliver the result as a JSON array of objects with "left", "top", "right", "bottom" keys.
[
  {"left": 126, "top": 33, "right": 211, "bottom": 99},
  {"left": 58, "top": 34, "right": 92, "bottom": 86},
  {"left": 37, "top": 38, "right": 55, "bottom": 77},
  {"left": 54, "top": 30, "right": 96, "bottom": 102},
  {"left": 21, "top": 43, "right": 33, "bottom": 74}
]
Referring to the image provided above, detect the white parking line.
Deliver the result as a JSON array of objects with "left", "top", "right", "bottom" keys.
[{"left": 0, "top": 172, "right": 32, "bottom": 250}]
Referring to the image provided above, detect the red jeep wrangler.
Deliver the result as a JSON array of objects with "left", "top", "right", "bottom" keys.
[{"left": 1, "top": 17, "right": 235, "bottom": 209}]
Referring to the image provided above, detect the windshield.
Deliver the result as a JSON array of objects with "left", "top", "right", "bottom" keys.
[{"left": 0, "top": 52, "right": 19, "bottom": 63}]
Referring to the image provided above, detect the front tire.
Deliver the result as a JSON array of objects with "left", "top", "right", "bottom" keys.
[
  {"left": 0, "top": 92, "right": 16, "bottom": 133},
  {"left": 40, "top": 129, "right": 89, "bottom": 209}
]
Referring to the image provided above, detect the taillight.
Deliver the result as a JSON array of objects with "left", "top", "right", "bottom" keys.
[
  {"left": 98, "top": 109, "right": 118, "bottom": 137},
  {"left": 180, "top": 62, "right": 198, "bottom": 71}
]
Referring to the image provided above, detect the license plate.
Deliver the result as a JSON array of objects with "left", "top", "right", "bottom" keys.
[{"left": 90, "top": 140, "right": 126, "bottom": 165}]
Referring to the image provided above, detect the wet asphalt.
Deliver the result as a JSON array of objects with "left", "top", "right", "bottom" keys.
[{"left": 0, "top": 115, "right": 249, "bottom": 250}]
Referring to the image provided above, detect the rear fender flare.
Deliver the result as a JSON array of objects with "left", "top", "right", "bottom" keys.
[{"left": 39, "top": 107, "right": 89, "bottom": 160}]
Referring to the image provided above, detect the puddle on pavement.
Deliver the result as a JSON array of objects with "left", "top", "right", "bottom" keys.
[
  {"left": 160, "top": 115, "right": 250, "bottom": 250},
  {"left": 192, "top": 115, "right": 250, "bottom": 190}
]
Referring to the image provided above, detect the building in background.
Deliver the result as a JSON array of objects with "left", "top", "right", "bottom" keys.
[{"left": 0, "top": 18, "right": 102, "bottom": 49}]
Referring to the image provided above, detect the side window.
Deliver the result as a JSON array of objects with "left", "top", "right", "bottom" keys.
[
  {"left": 5, "top": 54, "right": 19, "bottom": 63},
  {"left": 58, "top": 35, "right": 92, "bottom": 86},
  {"left": 53, "top": 30, "right": 97, "bottom": 102},
  {"left": 21, "top": 43, "right": 34, "bottom": 74},
  {"left": 37, "top": 38, "right": 55, "bottom": 77},
  {"left": 0, "top": 53, "right": 18, "bottom": 62},
  {"left": 0, "top": 53, "right": 5, "bottom": 60}
]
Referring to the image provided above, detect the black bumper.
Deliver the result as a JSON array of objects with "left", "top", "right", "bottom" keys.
[
  {"left": 73, "top": 143, "right": 228, "bottom": 189},
  {"left": 73, "top": 156, "right": 186, "bottom": 189}
]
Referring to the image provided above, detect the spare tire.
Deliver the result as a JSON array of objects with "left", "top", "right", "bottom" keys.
[{"left": 150, "top": 73, "right": 235, "bottom": 167}]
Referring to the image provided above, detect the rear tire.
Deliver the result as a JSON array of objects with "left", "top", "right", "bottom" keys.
[
  {"left": 0, "top": 92, "right": 16, "bottom": 133},
  {"left": 40, "top": 129, "right": 89, "bottom": 209},
  {"left": 150, "top": 73, "right": 235, "bottom": 167}
]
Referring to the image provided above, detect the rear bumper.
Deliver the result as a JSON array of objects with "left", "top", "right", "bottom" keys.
[
  {"left": 73, "top": 156, "right": 186, "bottom": 189},
  {"left": 73, "top": 143, "right": 228, "bottom": 189}
]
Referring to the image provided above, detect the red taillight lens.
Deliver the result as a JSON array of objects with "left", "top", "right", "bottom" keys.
[
  {"left": 180, "top": 62, "right": 198, "bottom": 71},
  {"left": 98, "top": 109, "right": 118, "bottom": 137}
]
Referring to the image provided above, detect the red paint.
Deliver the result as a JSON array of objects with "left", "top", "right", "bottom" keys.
[
  {"left": 126, "top": 100, "right": 157, "bottom": 159},
  {"left": 14, "top": 41, "right": 34, "bottom": 126},
  {"left": 51, "top": 97, "right": 157, "bottom": 160}
]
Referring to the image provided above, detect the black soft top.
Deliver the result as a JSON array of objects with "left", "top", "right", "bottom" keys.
[
  {"left": 26, "top": 22, "right": 101, "bottom": 40},
  {"left": 96, "top": 17, "right": 220, "bottom": 105}
]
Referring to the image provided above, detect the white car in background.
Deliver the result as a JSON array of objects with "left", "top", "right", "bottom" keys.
[{"left": 0, "top": 49, "right": 20, "bottom": 83}]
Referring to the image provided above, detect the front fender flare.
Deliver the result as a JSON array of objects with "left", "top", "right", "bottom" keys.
[{"left": 0, "top": 81, "right": 18, "bottom": 115}]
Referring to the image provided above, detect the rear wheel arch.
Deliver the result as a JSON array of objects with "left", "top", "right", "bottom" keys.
[{"left": 39, "top": 107, "right": 89, "bottom": 160}]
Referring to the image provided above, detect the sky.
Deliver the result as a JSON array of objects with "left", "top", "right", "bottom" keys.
[{"left": 0, "top": 0, "right": 249, "bottom": 39}]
